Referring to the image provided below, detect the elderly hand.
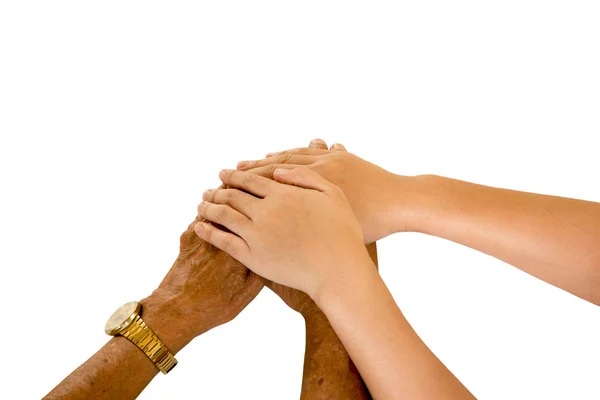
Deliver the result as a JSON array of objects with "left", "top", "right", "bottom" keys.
[
  {"left": 195, "top": 166, "right": 371, "bottom": 301},
  {"left": 236, "top": 138, "right": 421, "bottom": 243},
  {"left": 141, "top": 214, "right": 265, "bottom": 353}
]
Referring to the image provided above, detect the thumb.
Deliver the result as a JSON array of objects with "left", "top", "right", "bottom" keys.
[{"left": 273, "top": 166, "right": 333, "bottom": 192}]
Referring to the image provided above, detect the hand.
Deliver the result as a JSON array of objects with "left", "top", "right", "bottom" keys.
[
  {"left": 236, "top": 138, "right": 420, "bottom": 242},
  {"left": 195, "top": 167, "right": 370, "bottom": 299},
  {"left": 141, "top": 214, "right": 265, "bottom": 353},
  {"left": 267, "top": 242, "right": 379, "bottom": 319}
]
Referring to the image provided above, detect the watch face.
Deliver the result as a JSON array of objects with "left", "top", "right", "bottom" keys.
[{"left": 105, "top": 301, "right": 140, "bottom": 335}]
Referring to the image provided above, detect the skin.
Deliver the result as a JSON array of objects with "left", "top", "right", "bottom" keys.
[
  {"left": 45, "top": 157, "right": 374, "bottom": 400},
  {"left": 264, "top": 240, "right": 377, "bottom": 400},
  {"left": 195, "top": 166, "right": 475, "bottom": 399},
  {"left": 249, "top": 138, "right": 375, "bottom": 399},
  {"left": 237, "top": 140, "right": 414, "bottom": 243},
  {"left": 237, "top": 139, "right": 600, "bottom": 306},
  {"left": 44, "top": 216, "right": 265, "bottom": 400}
]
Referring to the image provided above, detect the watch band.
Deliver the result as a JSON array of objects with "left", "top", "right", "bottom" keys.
[{"left": 120, "top": 314, "right": 177, "bottom": 374}]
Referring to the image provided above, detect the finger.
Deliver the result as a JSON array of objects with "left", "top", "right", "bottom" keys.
[
  {"left": 219, "top": 169, "right": 277, "bottom": 198},
  {"left": 197, "top": 201, "right": 251, "bottom": 236},
  {"left": 264, "top": 147, "right": 329, "bottom": 159},
  {"left": 202, "top": 188, "right": 260, "bottom": 218},
  {"left": 330, "top": 143, "right": 347, "bottom": 151},
  {"left": 245, "top": 164, "right": 301, "bottom": 180},
  {"left": 194, "top": 221, "right": 249, "bottom": 261},
  {"left": 273, "top": 166, "right": 333, "bottom": 193},
  {"left": 237, "top": 154, "right": 316, "bottom": 171},
  {"left": 308, "top": 138, "right": 328, "bottom": 150}
]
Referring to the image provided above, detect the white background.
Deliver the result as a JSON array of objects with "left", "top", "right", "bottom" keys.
[{"left": 1, "top": 1, "right": 599, "bottom": 399}]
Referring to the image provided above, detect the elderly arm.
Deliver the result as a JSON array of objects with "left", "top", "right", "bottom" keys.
[{"left": 44, "top": 217, "right": 264, "bottom": 399}]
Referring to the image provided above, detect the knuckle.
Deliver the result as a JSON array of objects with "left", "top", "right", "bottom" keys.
[
  {"left": 222, "top": 236, "right": 234, "bottom": 254},
  {"left": 280, "top": 153, "right": 292, "bottom": 164},
  {"left": 264, "top": 164, "right": 278, "bottom": 178},
  {"left": 224, "top": 190, "right": 237, "bottom": 205},
  {"left": 242, "top": 173, "right": 256, "bottom": 186},
  {"left": 203, "top": 224, "right": 214, "bottom": 241},
  {"left": 327, "top": 156, "right": 343, "bottom": 172},
  {"left": 214, "top": 205, "right": 228, "bottom": 220}
]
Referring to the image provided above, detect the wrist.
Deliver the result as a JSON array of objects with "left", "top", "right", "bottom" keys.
[
  {"left": 311, "top": 250, "right": 379, "bottom": 313},
  {"left": 139, "top": 293, "right": 196, "bottom": 355},
  {"left": 391, "top": 173, "right": 445, "bottom": 234},
  {"left": 304, "top": 317, "right": 347, "bottom": 359},
  {"left": 302, "top": 305, "right": 333, "bottom": 332}
]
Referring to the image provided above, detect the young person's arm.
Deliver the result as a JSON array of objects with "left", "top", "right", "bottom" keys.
[
  {"left": 196, "top": 168, "right": 474, "bottom": 399},
  {"left": 238, "top": 139, "right": 600, "bottom": 306},
  {"left": 316, "top": 250, "right": 474, "bottom": 399},
  {"left": 265, "top": 242, "right": 377, "bottom": 400},
  {"left": 44, "top": 217, "right": 264, "bottom": 399}
]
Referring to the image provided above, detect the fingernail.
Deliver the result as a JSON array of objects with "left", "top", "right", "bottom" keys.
[
  {"left": 194, "top": 222, "right": 205, "bottom": 235},
  {"left": 237, "top": 161, "right": 248, "bottom": 170},
  {"left": 274, "top": 168, "right": 289, "bottom": 176},
  {"left": 311, "top": 138, "right": 326, "bottom": 145},
  {"left": 267, "top": 152, "right": 281, "bottom": 157},
  {"left": 219, "top": 169, "right": 229, "bottom": 179},
  {"left": 202, "top": 190, "right": 212, "bottom": 200}
]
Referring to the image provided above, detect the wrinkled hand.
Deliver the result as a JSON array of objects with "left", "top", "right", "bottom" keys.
[
  {"left": 195, "top": 166, "right": 369, "bottom": 299},
  {"left": 236, "top": 138, "right": 418, "bottom": 242},
  {"left": 143, "top": 214, "right": 265, "bottom": 351}
]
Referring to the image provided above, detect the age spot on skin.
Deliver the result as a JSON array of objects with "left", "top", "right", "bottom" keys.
[{"left": 318, "top": 377, "right": 324, "bottom": 386}]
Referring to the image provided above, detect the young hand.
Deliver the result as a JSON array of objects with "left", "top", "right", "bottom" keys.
[
  {"left": 236, "top": 139, "right": 420, "bottom": 242},
  {"left": 267, "top": 242, "right": 378, "bottom": 318},
  {"left": 195, "top": 167, "right": 369, "bottom": 299}
]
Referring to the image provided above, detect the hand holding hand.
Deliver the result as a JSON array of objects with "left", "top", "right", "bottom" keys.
[
  {"left": 142, "top": 214, "right": 265, "bottom": 353},
  {"left": 195, "top": 167, "right": 370, "bottom": 300},
  {"left": 236, "top": 139, "right": 420, "bottom": 242},
  {"left": 267, "top": 242, "right": 379, "bottom": 318}
]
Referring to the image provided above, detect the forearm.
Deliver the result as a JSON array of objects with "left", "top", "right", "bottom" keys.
[
  {"left": 44, "top": 296, "right": 190, "bottom": 400},
  {"left": 315, "top": 252, "right": 474, "bottom": 400},
  {"left": 301, "top": 312, "right": 371, "bottom": 400},
  {"left": 406, "top": 174, "right": 600, "bottom": 305},
  {"left": 44, "top": 337, "right": 158, "bottom": 400},
  {"left": 295, "top": 243, "right": 378, "bottom": 399}
]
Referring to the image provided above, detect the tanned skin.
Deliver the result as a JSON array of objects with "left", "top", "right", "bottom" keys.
[
  {"left": 45, "top": 157, "right": 374, "bottom": 399},
  {"left": 265, "top": 241, "right": 377, "bottom": 400},
  {"left": 195, "top": 163, "right": 475, "bottom": 398},
  {"left": 44, "top": 216, "right": 265, "bottom": 399},
  {"left": 265, "top": 138, "right": 374, "bottom": 399}
]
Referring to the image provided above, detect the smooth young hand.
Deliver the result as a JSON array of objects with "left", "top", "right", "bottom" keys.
[
  {"left": 195, "top": 167, "right": 369, "bottom": 299},
  {"left": 236, "top": 139, "right": 420, "bottom": 242}
]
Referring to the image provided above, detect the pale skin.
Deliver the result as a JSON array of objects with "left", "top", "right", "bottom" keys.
[
  {"left": 44, "top": 165, "right": 372, "bottom": 399},
  {"left": 262, "top": 241, "right": 378, "bottom": 400},
  {"left": 195, "top": 167, "right": 476, "bottom": 399},
  {"left": 237, "top": 139, "right": 600, "bottom": 306}
]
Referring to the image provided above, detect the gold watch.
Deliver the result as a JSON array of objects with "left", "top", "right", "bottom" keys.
[{"left": 105, "top": 301, "right": 177, "bottom": 374}]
